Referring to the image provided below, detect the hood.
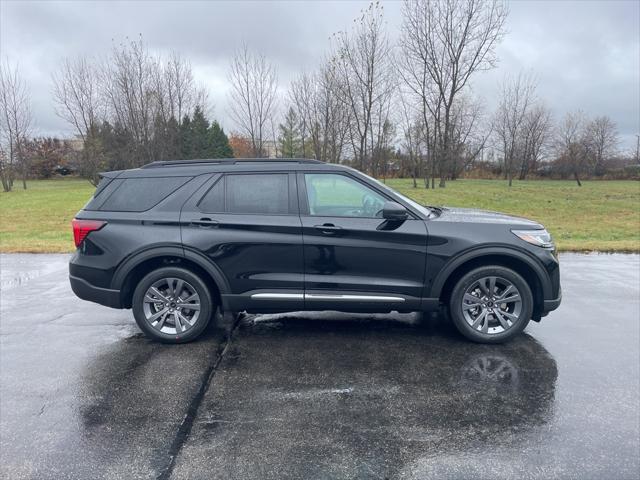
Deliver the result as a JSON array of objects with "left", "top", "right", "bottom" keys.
[{"left": 431, "top": 206, "right": 543, "bottom": 228}]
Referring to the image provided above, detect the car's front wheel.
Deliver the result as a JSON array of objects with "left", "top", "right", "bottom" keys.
[
  {"left": 449, "top": 266, "right": 533, "bottom": 344},
  {"left": 132, "top": 267, "right": 214, "bottom": 343}
]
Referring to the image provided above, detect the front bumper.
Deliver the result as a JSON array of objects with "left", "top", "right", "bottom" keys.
[
  {"left": 543, "top": 288, "right": 562, "bottom": 313},
  {"left": 69, "top": 275, "right": 122, "bottom": 309}
]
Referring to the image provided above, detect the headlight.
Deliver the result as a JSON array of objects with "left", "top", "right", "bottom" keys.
[{"left": 511, "top": 229, "right": 554, "bottom": 248}]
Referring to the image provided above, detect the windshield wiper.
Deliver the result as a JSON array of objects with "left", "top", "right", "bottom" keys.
[{"left": 425, "top": 205, "right": 443, "bottom": 218}]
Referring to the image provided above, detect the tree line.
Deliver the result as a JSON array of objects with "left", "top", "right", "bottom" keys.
[
  {"left": 1, "top": 1, "right": 638, "bottom": 192},
  {"left": 0, "top": 40, "right": 233, "bottom": 190},
  {"left": 228, "top": 1, "right": 636, "bottom": 186}
]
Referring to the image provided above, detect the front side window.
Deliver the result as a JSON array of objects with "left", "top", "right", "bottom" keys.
[
  {"left": 304, "top": 173, "right": 387, "bottom": 218},
  {"left": 199, "top": 173, "right": 289, "bottom": 215}
]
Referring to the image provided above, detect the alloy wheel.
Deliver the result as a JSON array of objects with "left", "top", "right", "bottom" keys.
[
  {"left": 461, "top": 276, "right": 523, "bottom": 335},
  {"left": 142, "top": 277, "right": 201, "bottom": 335}
]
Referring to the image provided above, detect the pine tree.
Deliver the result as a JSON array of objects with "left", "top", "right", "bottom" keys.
[
  {"left": 208, "top": 121, "right": 234, "bottom": 158},
  {"left": 165, "top": 116, "right": 180, "bottom": 159},
  {"left": 190, "top": 106, "right": 210, "bottom": 158},
  {"left": 278, "top": 107, "right": 302, "bottom": 158},
  {"left": 179, "top": 114, "right": 193, "bottom": 159}
]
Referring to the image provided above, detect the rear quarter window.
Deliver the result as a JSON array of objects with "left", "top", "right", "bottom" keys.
[
  {"left": 84, "top": 177, "right": 120, "bottom": 211},
  {"left": 97, "top": 177, "right": 191, "bottom": 212}
]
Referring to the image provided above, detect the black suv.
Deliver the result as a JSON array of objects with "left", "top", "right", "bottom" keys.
[{"left": 69, "top": 159, "right": 561, "bottom": 344}]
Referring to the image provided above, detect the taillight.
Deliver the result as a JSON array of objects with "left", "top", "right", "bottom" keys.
[{"left": 72, "top": 219, "right": 106, "bottom": 248}]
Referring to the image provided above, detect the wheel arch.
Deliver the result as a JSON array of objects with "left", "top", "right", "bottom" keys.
[
  {"left": 112, "top": 246, "right": 230, "bottom": 309},
  {"left": 433, "top": 247, "right": 550, "bottom": 317}
]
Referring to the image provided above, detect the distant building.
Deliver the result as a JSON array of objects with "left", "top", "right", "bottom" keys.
[
  {"left": 68, "top": 137, "right": 84, "bottom": 152},
  {"left": 261, "top": 140, "right": 278, "bottom": 158}
]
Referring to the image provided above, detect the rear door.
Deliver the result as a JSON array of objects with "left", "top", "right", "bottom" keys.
[
  {"left": 180, "top": 171, "right": 304, "bottom": 312},
  {"left": 298, "top": 171, "right": 428, "bottom": 311}
]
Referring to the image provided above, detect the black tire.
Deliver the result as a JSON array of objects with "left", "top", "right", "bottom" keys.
[
  {"left": 132, "top": 267, "right": 214, "bottom": 344},
  {"left": 449, "top": 266, "right": 533, "bottom": 344}
]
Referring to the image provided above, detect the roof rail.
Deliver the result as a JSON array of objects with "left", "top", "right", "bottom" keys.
[{"left": 141, "top": 158, "right": 324, "bottom": 169}]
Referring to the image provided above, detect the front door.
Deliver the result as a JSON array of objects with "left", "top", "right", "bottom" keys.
[{"left": 298, "top": 172, "right": 428, "bottom": 311}]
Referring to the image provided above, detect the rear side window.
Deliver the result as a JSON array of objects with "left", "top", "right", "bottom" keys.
[
  {"left": 227, "top": 174, "right": 288, "bottom": 214},
  {"left": 84, "top": 177, "right": 119, "bottom": 210},
  {"left": 94, "top": 176, "right": 113, "bottom": 196},
  {"left": 199, "top": 173, "right": 289, "bottom": 215},
  {"left": 99, "top": 177, "right": 190, "bottom": 212}
]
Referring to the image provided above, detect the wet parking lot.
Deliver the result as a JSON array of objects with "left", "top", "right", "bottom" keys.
[{"left": 1, "top": 253, "right": 639, "bottom": 479}]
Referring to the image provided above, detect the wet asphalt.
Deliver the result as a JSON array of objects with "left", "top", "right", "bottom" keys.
[{"left": 0, "top": 253, "right": 638, "bottom": 479}]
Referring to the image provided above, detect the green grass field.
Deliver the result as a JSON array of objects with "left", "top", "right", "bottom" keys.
[
  {"left": 1, "top": 178, "right": 94, "bottom": 253},
  {"left": 387, "top": 178, "right": 640, "bottom": 252},
  {"left": 0, "top": 177, "right": 638, "bottom": 253}
]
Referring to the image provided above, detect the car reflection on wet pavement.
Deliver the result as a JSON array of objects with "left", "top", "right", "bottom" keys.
[
  {"left": 171, "top": 315, "right": 558, "bottom": 480},
  {"left": 1, "top": 253, "right": 638, "bottom": 479}
]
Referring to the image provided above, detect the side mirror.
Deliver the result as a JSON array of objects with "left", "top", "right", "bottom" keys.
[{"left": 382, "top": 201, "right": 408, "bottom": 221}]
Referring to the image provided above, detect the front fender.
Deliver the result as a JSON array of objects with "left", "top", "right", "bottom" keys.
[{"left": 428, "top": 245, "right": 552, "bottom": 300}]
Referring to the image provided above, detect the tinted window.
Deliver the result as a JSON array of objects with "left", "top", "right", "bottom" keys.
[
  {"left": 100, "top": 177, "right": 190, "bottom": 212},
  {"left": 84, "top": 177, "right": 120, "bottom": 211},
  {"left": 94, "top": 176, "right": 113, "bottom": 196},
  {"left": 305, "top": 173, "right": 387, "bottom": 218},
  {"left": 226, "top": 174, "right": 289, "bottom": 214},
  {"left": 198, "top": 177, "right": 225, "bottom": 212}
]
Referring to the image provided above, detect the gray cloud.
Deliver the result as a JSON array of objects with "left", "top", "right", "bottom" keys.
[{"left": 1, "top": 0, "right": 638, "bottom": 150}]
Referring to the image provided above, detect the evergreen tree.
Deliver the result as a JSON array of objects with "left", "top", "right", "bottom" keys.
[
  {"left": 179, "top": 114, "right": 193, "bottom": 159},
  {"left": 190, "top": 106, "right": 210, "bottom": 158},
  {"left": 278, "top": 107, "right": 302, "bottom": 158},
  {"left": 96, "top": 120, "right": 134, "bottom": 171},
  {"left": 173, "top": 109, "right": 233, "bottom": 160},
  {"left": 164, "top": 116, "right": 180, "bottom": 159},
  {"left": 208, "top": 121, "right": 234, "bottom": 158}
]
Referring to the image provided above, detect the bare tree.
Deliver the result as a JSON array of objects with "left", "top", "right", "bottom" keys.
[
  {"left": 400, "top": 0, "right": 508, "bottom": 187},
  {"left": 0, "top": 59, "right": 32, "bottom": 191},
  {"left": 155, "top": 52, "right": 210, "bottom": 125},
  {"left": 101, "top": 38, "right": 159, "bottom": 167},
  {"left": 556, "top": 110, "right": 588, "bottom": 186},
  {"left": 333, "top": 1, "right": 394, "bottom": 173},
  {"left": 448, "top": 95, "right": 489, "bottom": 179},
  {"left": 398, "top": 1, "right": 443, "bottom": 188},
  {"left": 493, "top": 72, "right": 537, "bottom": 186},
  {"left": 52, "top": 56, "right": 104, "bottom": 184},
  {"left": 288, "top": 61, "right": 351, "bottom": 164},
  {"left": 398, "top": 88, "right": 425, "bottom": 187},
  {"left": 517, "top": 104, "right": 552, "bottom": 179},
  {"left": 227, "top": 43, "right": 278, "bottom": 157},
  {"left": 584, "top": 115, "right": 618, "bottom": 176},
  {"left": 288, "top": 72, "right": 313, "bottom": 157}
]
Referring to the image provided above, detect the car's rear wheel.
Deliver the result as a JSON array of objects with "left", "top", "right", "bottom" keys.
[
  {"left": 449, "top": 266, "right": 533, "bottom": 344},
  {"left": 132, "top": 267, "right": 213, "bottom": 343}
]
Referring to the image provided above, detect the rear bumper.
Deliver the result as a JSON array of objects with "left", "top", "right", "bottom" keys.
[{"left": 69, "top": 275, "right": 122, "bottom": 309}]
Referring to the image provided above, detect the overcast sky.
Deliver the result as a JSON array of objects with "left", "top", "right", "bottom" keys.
[{"left": 1, "top": 0, "right": 639, "bottom": 151}]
